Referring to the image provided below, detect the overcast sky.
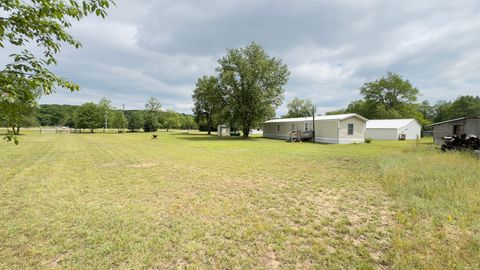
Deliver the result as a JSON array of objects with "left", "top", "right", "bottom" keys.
[{"left": 29, "top": 0, "right": 480, "bottom": 115}]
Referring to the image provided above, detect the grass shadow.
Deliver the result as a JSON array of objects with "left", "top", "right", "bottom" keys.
[{"left": 175, "top": 133, "right": 261, "bottom": 141}]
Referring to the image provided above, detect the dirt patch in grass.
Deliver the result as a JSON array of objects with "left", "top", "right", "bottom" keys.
[{"left": 129, "top": 162, "right": 157, "bottom": 168}]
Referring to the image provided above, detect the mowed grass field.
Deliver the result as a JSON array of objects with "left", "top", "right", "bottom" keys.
[{"left": 0, "top": 132, "right": 479, "bottom": 269}]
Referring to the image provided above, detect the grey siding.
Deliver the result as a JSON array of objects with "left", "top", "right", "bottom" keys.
[{"left": 432, "top": 118, "right": 480, "bottom": 144}]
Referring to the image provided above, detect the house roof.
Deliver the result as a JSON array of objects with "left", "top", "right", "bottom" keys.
[
  {"left": 264, "top": 113, "right": 367, "bottom": 123},
  {"left": 366, "top": 119, "right": 418, "bottom": 129},
  {"left": 428, "top": 117, "right": 480, "bottom": 127}
]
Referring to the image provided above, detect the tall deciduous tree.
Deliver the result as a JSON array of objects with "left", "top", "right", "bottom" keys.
[
  {"left": 75, "top": 102, "right": 102, "bottom": 133},
  {"left": 446, "top": 96, "right": 480, "bottom": 119},
  {"left": 163, "top": 110, "right": 180, "bottom": 132},
  {"left": 359, "top": 72, "right": 421, "bottom": 119},
  {"left": 284, "top": 97, "right": 315, "bottom": 118},
  {"left": 217, "top": 42, "right": 289, "bottom": 138},
  {"left": 127, "top": 111, "right": 144, "bottom": 132},
  {"left": 111, "top": 110, "right": 128, "bottom": 132},
  {"left": 144, "top": 97, "right": 161, "bottom": 132},
  {"left": 328, "top": 72, "right": 427, "bottom": 125},
  {"left": 192, "top": 75, "right": 223, "bottom": 134},
  {"left": 0, "top": 0, "right": 114, "bottom": 142}
]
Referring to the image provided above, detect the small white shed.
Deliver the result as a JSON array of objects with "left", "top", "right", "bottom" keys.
[
  {"left": 366, "top": 119, "right": 421, "bottom": 140},
  {"left": 217, "top": 125, "right": 230, "bottom": 137},
  {"left": 263, "top": 113, "right": 367, "bottom": 144}
]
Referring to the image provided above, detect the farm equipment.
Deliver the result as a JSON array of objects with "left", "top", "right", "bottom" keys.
[{"left": 441, "top": 134, "right": 480, "bottom": 152}]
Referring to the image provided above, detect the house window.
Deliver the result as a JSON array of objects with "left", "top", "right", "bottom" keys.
[
  {"left": 347, "top": 123, "right": 354, "bottom": 135},
  {"left": 304, "top": 122, "right": 309, "bottom": 131},
  {"left": 277, "top": 124, "right": 280, "bottom": 131}
]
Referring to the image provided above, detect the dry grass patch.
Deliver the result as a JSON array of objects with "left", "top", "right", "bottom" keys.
[{"left": 381, "top": 146, "right": 480, "bottom": 269}]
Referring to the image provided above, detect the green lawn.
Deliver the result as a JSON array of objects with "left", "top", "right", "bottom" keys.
[{"left": 0, "top": 132, "right": 479, "bottom": 269}]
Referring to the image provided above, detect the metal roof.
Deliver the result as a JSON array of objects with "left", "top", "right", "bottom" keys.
[
  {"left": 366, "top": 119, "right": 418, "bottom": 129},
  {"left": 264, "top": 113, "right": 367, "bottom": 123},
  {"left": 428, "top": 117, "right": 480, "bottom": 127}
]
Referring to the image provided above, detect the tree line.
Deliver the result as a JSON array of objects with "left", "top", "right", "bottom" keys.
[
  {"left": 0, "top": 97, "right": 196, "bottom": 133},
  {"left": 283, "top": 72, "right": 479, "bottom": 128}
]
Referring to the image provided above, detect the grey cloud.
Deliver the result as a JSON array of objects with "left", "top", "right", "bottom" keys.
[{"left": 28, "top": 0, "right": 479, "bottom": 115}]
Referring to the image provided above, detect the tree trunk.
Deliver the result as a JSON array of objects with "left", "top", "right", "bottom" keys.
[
  {"left": 242, "top": 126, "right": 250, "bottom": 139},
  {"left": 90, "top": 128, "right": 94, "bottom": 133},
  {"left": 11, "top": 126, "right": 17, "bottom": 135},
  {"left": 207, "top": 116, "right": 212, "bottom": 135},
  {"left": 16, "top": 126, "right": 20, "bottom": 134}
]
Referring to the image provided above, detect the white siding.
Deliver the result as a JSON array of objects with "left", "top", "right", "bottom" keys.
[
  {"left": 366, "top": 119, "right": 421, "bottom": 140},
  {"left": 339, "top": 117, "right": 366, "bottom": 144},
  {"left": 398, "top": 120, "right": 421, "bottom": 140},
  {"left": 314, "top": 120, "right": 338, "bottom": 143},
  {"left": 365, "top": 128, "right": 398, "bottom": 140},
  {"left": 263, "top": 115, "right": 366, "bottom": 144}
]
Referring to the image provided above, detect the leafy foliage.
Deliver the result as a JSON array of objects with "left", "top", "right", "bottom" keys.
[
  {"left": 74, "top": 102, "right": 102, "bottom": 132},
  {"left": 143, "top": 97, "right": 161, "bottom": 132},
  {"left": 0, "top": 0, "right": 114, "bottom": 142},
  {"left": 37, "top": 104, "right": 78, "bottom": 126},
  {"left": 110, "top": 110, "right": 128, "bottom": 132},
  {"left": 434, "top": 96, "right": 480, "bottom": 121},
  {"left": 217, "top": 42, "right": 289, "bottom": 138},
  {"left": 127, "top": 111, "right": 144, "bottom": 132},
  {"left": 0, "top": 74, "right": 40, "bottom": 135},
  {"left": 327, "top": 72, "right": 428, "bottom": 126},
  {"left": 179, "top": 114, "right": 196, "bottom": 130},
  {"left": 162, "top": 110, "right": 180, "bottom": 132},
  {"left": 283, "top": 97, "right": 315, "bottom": 118},
  {"left": 192, "top": 76, "right": 223, "bottom": 134}
]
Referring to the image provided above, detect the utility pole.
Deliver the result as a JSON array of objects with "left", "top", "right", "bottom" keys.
[{"left": 312, "top": 106, "right": 316, "bottom": 142}]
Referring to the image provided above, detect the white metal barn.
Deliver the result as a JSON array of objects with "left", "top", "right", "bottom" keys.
[
  {"left": 365, "top": 119, "right": 421, "bottom": 140},
  {"left": 263, "top": 113, "right": 367, "bottom": 144}
]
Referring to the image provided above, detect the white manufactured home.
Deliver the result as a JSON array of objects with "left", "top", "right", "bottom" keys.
[
  {"left": 365, "top": 119, "right": 421, "bottom": 140},
  {"left": 263, "top": 113, "right": 367, "bottom": 144}
]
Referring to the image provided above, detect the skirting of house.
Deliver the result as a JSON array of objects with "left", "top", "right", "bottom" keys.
[
  {"left": 263, "top": 133, "right": 290, "bottom": 140},
  {"left": 263, "top": 134, "right": 363, "bottom": 144},
  {"left": 338, "top": 138, "right": 364, "bottom": 144}
]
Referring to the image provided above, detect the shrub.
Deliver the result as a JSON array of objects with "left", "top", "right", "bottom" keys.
[{"left": 365, "top": 138, "right": 372, "bottom": 143}]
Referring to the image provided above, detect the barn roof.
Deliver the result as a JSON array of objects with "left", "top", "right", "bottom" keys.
[
  {"left": 428, "top": 117, "right": 480, "bottom": 127},
  {"left": 366, "top": 119, "right": 418, "bottom": 129},
  {"left": 264, "top": 113, "right": 367, "bottom": 123}
]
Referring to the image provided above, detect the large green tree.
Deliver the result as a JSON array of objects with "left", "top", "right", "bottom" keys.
[
  {"left": 445, "top": 96, "right": 480, "bottom": 119},
  {"left": 111, "top": 110, "right": 128, "bottom": 132},
  {"left": 0, "top": 77, "right": 40, "bottom": 139},
  {"left": 217, "top": 42, "right": 289, "bottom": 138},
  {"left": 0, "top": 0, "right": 114, "bottom": 142},
  {"left": 144, "top": 97, "right": 161, "bottom": 132},
  {"left": 192, "top": 75, "right": 223, "bottom": 134},
  {"left": 360, "top": 72, "right": 419, "bottom": 110},
  {"left": 328, "top": 72, "right": 427, "bottom": 125},
  {"left": 127, "top": 111, "right": 143, "bottom": 132},
  {"left": 74, "top": 102, "right": 102, "bottom": 133},
  {"left": 36, "top": 104, "right": 78, "bottom": 126},
  {"left": 162, "top": 110, "right": 180, "bottom": 132},
  {"left": 284, "top": 97, "right": 315, "bottom": 118}
]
